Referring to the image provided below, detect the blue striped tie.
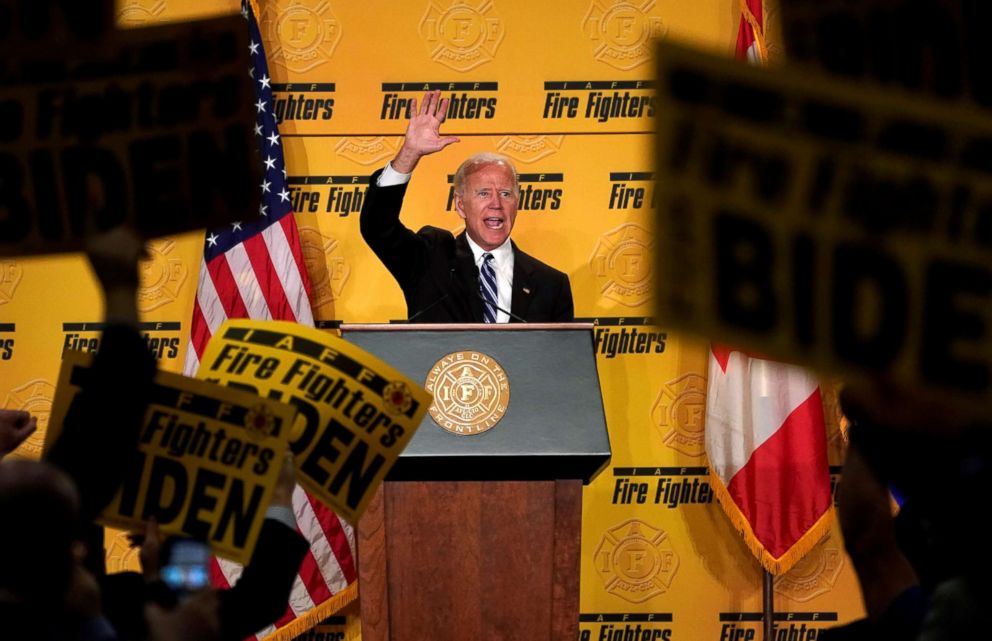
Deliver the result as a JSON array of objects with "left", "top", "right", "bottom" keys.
[{"left": 480, "top": 253, "right": 498, "bottom": 323}]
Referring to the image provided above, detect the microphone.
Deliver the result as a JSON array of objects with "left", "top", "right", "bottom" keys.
[
  {"left": 476, "top": 290, "right": 528, "bottom": 323},
  {"left": 406, "top": 268, "right": 456, "bottom": 323}
]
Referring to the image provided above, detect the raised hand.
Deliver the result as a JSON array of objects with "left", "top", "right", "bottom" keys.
[
  {"left": 391, "top": 90, "right": 460, "bottom": 174},
  {"left": 85, "top": 225, "right": 145, "bottom": 323},
  {"left": 0, "top": 410, "right": 37, "bottom": 459}
]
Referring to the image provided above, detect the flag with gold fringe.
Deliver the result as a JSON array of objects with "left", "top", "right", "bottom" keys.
[
  {"left": 182, "top": 1, "right": 357, "bottom": 637},
  {"left": 703, "top": 1, "right": 833, "bottom": 576}
]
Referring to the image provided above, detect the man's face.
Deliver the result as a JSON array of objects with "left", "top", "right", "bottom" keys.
[{"left": 455, "top": 163, "right": 518, "bottom": 251}]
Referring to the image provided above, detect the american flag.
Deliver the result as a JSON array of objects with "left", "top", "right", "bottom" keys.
[
  {"left": 703, "top": 0, "right": 832, "bottom": 576},
  {"left": 182, "top": 1, "right": 357, "bottom": 638}
]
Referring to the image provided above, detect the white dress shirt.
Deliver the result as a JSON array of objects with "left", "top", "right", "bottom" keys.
[
  {"left": 377, "top": 162, "right": 515, "bottom": 322},
  {"left": 378, "top": 161, "right": 411, "bottom": 186}
]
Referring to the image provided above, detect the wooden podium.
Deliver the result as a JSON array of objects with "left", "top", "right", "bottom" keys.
[{"left": 341, "top": 324, "right": 611, "bottom": 641}]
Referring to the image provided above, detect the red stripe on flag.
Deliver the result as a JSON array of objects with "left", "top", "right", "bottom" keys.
[
  {"left": 307, "top": 492, "right": 357, "bottom": 584},
  {"left": 209, "top": 558, "right": 231, "bottom": 590},
  {"left": 736, "top": 19, "right": 755, "bottom": 59},
  {"left": 297, "top": 548, "right": 333, "bottom": 605},
  {"left": 273, "top": 603, "right": 298, "bottom": 631},
  {"left": 190, "top": 302, "right": 213, "bottom": 361},
  {"left": 206, "top": 257, "right": 250, "bottom": 319},
  {"left": 243, "top": 234, "right": 297, "bottom": 323},
  {"left": 725, "top": 389, "right": 831, "bottom": 558},
  {"left": 712, "top": 344, "right": 733, "bottom": 373},
  {"left": 280, "top": 214, "right": 312, "bottom": 299}
]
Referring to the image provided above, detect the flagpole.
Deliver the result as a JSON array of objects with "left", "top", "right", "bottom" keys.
[{"left": 762, "top": 569, "right": 774, "bottom": 640}]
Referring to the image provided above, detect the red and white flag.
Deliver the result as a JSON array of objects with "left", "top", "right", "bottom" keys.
[
  {"left": 703, "top": 1, "right": 833, "bottom": 575},
  {"left": 706, "top": 347, "right": 831, "bottom": 574},
  {"left": 736, "top": 0, "right": 767, "bottom": 63},
  {"left": 182, "top": 1, "right": 357, "bottom": 637}
]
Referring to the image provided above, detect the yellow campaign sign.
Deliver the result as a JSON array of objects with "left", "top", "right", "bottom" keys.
[
  {"left": 653, "top": 41, "right": 992, "bottom": 405},
  {"left": 47, "top": 350, "right": 296, "bottom": 564},
  {"left": 196, "top": 319, "right": 432, "bottom": 522},
  {"left": 0, "top": 16, "right": 261, "bottom": 257}
]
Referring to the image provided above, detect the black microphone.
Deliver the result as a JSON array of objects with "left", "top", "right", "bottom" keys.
[
  {"left": 476, "top": 290, "right": 528, "bottom": 323},
  {"left": 406, "top": 268, "right": 456, "bottom": 323}
]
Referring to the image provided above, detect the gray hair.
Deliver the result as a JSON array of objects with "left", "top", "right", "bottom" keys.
[{"left": 452, "top": 152, "right": 519, "bottom": 197}]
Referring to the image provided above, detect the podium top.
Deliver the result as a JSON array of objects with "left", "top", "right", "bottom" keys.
[
  {"left": 341, "top": 323, "right": 593, "bottom": 332},
  {"left": 341, "top": 324, "right": 611, "bottom": 483}
]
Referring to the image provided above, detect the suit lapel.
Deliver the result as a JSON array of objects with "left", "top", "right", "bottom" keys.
[
  {"left": 510, "top": 242, "right": 536, "bottom": 323},
  {"left": 454, "top": 233, "right": 484, "bottom": 322}
]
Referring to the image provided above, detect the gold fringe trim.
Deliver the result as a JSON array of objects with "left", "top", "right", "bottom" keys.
[
  {"left": 739, "top": 0, "right": 767, "bottom": 64},
  {"left": 248, "top": 0, "right": 262, "bottom": 21},
  {"left": 262, "top": 582, "right": 359, "bottom": 641},
  {"left": 709, "top": 469, "right": 834, "bottom": 576}
]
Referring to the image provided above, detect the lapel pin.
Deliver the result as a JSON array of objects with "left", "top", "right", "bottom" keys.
[{"left": 523, "top": 287, "right": 531, "bottom": 294}]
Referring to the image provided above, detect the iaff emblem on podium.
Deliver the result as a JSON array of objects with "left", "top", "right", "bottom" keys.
[{"left": 424, "top": 351, "right": 509, "bottom": 435}]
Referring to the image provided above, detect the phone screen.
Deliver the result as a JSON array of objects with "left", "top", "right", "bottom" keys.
[{"left": 161, "top": 539, "right": 210, "bottom": 593}]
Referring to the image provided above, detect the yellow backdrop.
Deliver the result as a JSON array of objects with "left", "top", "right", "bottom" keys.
[{"left": 0, "top": 0, "right": 865, "bottom": 638}]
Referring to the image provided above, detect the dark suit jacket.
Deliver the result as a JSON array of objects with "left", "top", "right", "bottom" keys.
[{"left": 359, "top": 168, "right": 574, "bottom": 323}]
